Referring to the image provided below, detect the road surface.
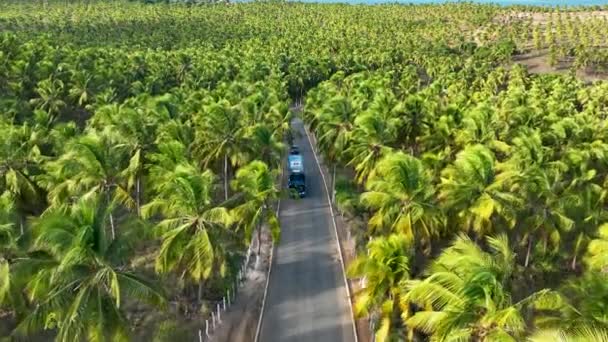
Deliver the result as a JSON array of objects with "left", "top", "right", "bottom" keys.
[{"left": 258, "top": 118, "right": 356, "bottom": 342}]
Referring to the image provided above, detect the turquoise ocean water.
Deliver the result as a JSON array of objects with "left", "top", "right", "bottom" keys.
[{"left": 291, "top": 0, "right": 608, "bottom": 6}]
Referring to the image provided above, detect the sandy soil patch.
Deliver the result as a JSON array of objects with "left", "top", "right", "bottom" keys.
[
  {"left": 513, "top": 50, "right": 608, "bottom": 82},
  {"left": 497, "top": 10, "right": 608, "bottom": 26}
]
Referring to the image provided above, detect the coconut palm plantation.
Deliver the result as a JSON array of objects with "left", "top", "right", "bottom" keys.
[{"left": 1, "top": 0, "right": 608, "bottom": 341}]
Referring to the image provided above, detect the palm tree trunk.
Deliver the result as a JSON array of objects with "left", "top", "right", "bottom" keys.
[
  {"left": 109, "top": 212, "right": 116, "bottom": 240},
  {"left": 136, "top": 175, "right": 141, "bottom": 217},
  {"left": 257, "top": 226, "right": 262, "bottom": 255},
  {"left": 331, "top": 164, "right": 336, "bottom": 204},
  {"left": 197, "top": 281, "right": 203, "bottom": 303},
  {"left": 224, "top": 154, "right": 229, "bottom": 202},
  {"left": 255, "top": 222, "right": 262, "bottom": 270},
  {"left": 525, "top": 236, "right": 533, "bottom": 268},
  {"left": 106, "top": 190, "right": 116, "bottom": 240},
  {"left": 571, "top": 253, "right": 578, "bottom": 271},
  {"left": 257, "top": 228, "right": 262, "bottom": 268}
]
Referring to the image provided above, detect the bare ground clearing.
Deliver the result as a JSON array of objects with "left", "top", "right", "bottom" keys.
[
  {"left": 512, "top": 50, "right": 608, "bottom": 82},
  {"left": 497, "top": 10, "right": 608, "bottom": 25}
]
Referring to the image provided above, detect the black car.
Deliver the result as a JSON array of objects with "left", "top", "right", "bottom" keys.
[
  {"left": 289, "top": 145, "right": 300, "bottom": 155},
  {"left": 288, "top": 173, "right": 306, "bottom": 198}
]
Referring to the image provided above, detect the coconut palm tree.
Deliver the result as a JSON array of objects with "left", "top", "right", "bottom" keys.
[
  {"left": 557, "top": 271, "right": 608, "bottom": 331},
  {"left": 142, "top": 163, "right": 231, "bottom": 302},
  {"left": 0, "top": 192, "right": 27, "bottom": 317},
  {"left": 244, "top": 124, "right": 285, "bottom": 170},
  {"left": 89, "top": 95, "right": 173, "bottom": 216},
  {"left": 397, "top": 94, "right": 434, "bottom": 156},
  {"left": 193, "top": 99, "right": 247, "bottom": 202},
  {"left": 360, "top": 152, "right": 444, "bottom": 253},
  {"left": 146, "top": 139, "right": 191, "bottom": 192},
  {"left": 13, "top": 196, "right": 165, "bottom": 342},
  {"left": 345, "top": 94, "right": 399, "bottom": 184},
  {"left": 230, "top": 161, "right": 280, "bottom": 269},
  {"left": 439, "top": 144, "right": 520, "bottom": 236},
  {"left": 348, "top": 234, "right": 412, "bottom": 342},
  {"left": 500, "top": 131, "right": 572, "bottom": 267},
  {"left": 314, "top": 95, "right": 355, "bottom": 201},
  {"left": 403, "top": 234, "right": 557, "bottom": 341},
  {"left": 0, "top": 120, "right": 45, "bottom": 234},
  {"left": 38, "top": 131, "right": 134, "bottom": 239},
  {"left": 29, "top": 78, "right": 66, "bottom": 124}
]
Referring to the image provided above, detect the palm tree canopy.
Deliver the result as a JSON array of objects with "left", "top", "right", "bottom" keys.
[
  {"left": 361, "top": 151, "right": 444, "bottom": 248},
  {"left": 230, "top": 160, "right": 280, "bottom": 244},
  {"left": 14, "top": 197, "right": 165, "bottom": 342},
  {"left": 348, "top": 233, "right": 411, "bottom": 342},
  {"left": 403, "top": 234, "right": 556, "bottom": 342},
  {"left": 440, "top": 144, "right": 520, "bottom": 235},
  {"left": 142, "top": 163, "right": 232, "bottom": 281}
]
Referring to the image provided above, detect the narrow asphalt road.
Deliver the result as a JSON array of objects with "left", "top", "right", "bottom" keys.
[{"left": 258, "top": 118, "right": 356, "bottom": 342}]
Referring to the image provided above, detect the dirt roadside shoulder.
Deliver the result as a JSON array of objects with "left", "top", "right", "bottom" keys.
[{"left": 209, "top": 228, "right": 272, "bottom": 342}]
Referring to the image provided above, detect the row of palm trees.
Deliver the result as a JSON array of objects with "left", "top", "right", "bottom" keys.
[
  {"left": 0, "top": 2, "right": 492, "bottom": 339},
  {"left": 3, "top": 1, "right": 606, "bottom": 340},
  {"left": 304, "top": 62, "right": 608, "bottom": 340},
  {"left": 350, "top": 232, "right": 608, "bottom": 341},
  {"left": 479, "top": 10, "right": 608, "bottom": 72},
  {"left": 0, "top": 66, "right": 289, "bottom": 339}
]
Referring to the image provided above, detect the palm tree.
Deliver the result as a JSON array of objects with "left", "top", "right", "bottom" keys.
[
  {"left": 142, "top": 163, "right": 231, "bottom": 302},
  {"left": 314, "top": 95, "right": 355, "bottom": 202},
  {"left": 403, "top": 234, "right": 556, "bottom": 341},
  {"left": 230, "top": 161, "right": 280, "bottom": 269},
  {"left": 67, "top": 70, "right": 94, "bottom": 109},
  {"left": 244, "top": 124, "right": 285, "bottom": 170},
  {"left": 0, "top": 192, "right": 27, "bottom": 317},
  {"left": 552, "top": 271, "right": 608, "bottom": 331},
  {"left": 193, "top": 99, "right": 247, "bottom": 202},
  {"left": 453, "top": 102, "right": 504, "bottom": 151},
  {"left": 146, "top": 139, "right": 191, "bottom": 192},
  {"left": 397, "top": 94, "right": 434, "bottom": 156},
  {"left": 29, "top": 78, "right": 66, "bottom": 124},
  {"left": 345, "top": 95, "right": 399, "bottom": 184},
  {"left": 439, "top": 144, "right": 520, "bottom": 236},
  {"left": 360, "top": 152, "right": 444, "bottom": 254},
  {"left": 14, "top": 196, "right": 165, "bottom": 342},
  {"left": 348, "top": 234, "right": 412, "bottom": 342},
  {"left": 38, "top": 131, "right": 134, "bottom": 239},
  {"left": 501, "top": 131, "right": 572, "bottom": 267},
  {"left": 0, "top": 120, "right": 45, "bottom": 234},
  {"left": 90, "top": 96, "right": 173, "bottom": 216}
]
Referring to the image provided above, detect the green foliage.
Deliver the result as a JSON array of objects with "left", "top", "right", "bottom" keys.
[
  {"left": 13, "top": 197, "right": 166, "bottom": 341},
  {"left": 0, "top": 1, "right": 294, "bottom": 338},
  {"left": 361, "top": 152, "right": 444, "bottom": 252},
  {"left": 403, "top": 235, "right": 557, "bottom": 342},
  {"left": 231, "top": 161, "right": 281, "bottom": 245},
  {"left": 142, "top": 163, "right": 232, "bottom": 283},
  {"left": 1, "top": 1, "right": 608, "bottom": 340},
  {"left": 348, "top": 234, "right": 412, "bottom": 342}
]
